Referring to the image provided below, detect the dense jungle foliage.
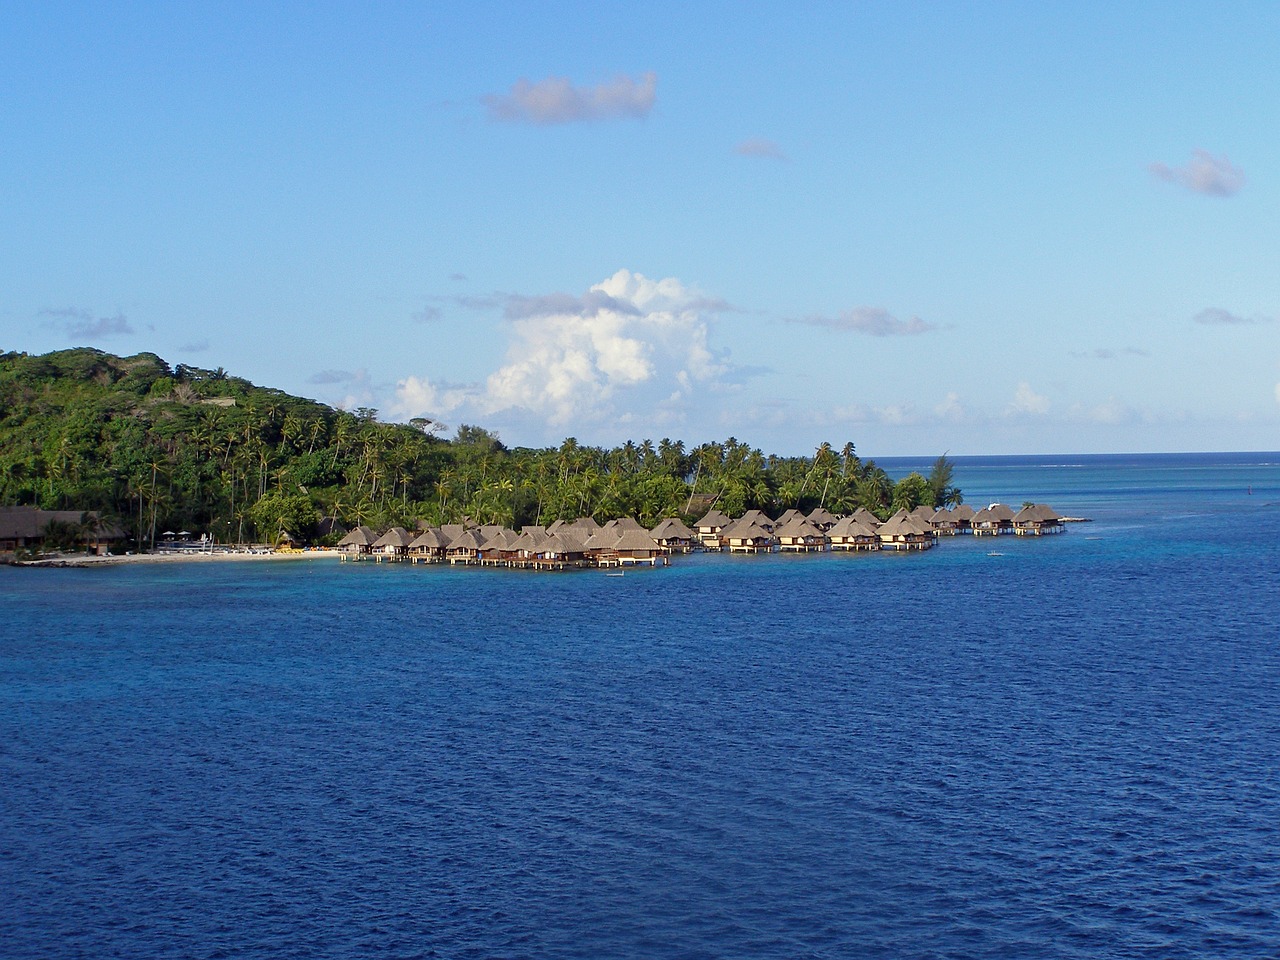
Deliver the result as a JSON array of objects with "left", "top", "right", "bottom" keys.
[{"left": 0, "top": 348, "right": 962, "bottom": 545}]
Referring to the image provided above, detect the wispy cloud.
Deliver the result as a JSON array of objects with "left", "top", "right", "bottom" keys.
[
  {"left": 40, "top": 307, "right": 134, "bottom": 339},
  {"left": 1070, "top": 346, "right": 1149, "bottom": 359},
  {"left": 484, "top": 72, "right": 656, "bottom": 125},
  {"left": 734, "top": 138, "right": 787, "bottom": 161},
  {"left": 412, "top": 305, "right": 442, "bottom": 323},
  {"left": 1193, "top": 307, "right": 1271, "bottom": 326},
  {"left": 790, "top": 306, "right": 936, "bottom": 337},
  {"left": 180, "top": 339, "right": 211, "bottom": 353},
  {"left": 308, "top": 369, "right": 358, "bottom": 385},
  {"left": 1149, "top": 149, "right": 1245, "bottom": 197}
]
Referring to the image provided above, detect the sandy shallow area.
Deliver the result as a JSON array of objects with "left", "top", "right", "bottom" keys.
[{"left": 13, "top": 550, "right": 341, "bottom": 568}]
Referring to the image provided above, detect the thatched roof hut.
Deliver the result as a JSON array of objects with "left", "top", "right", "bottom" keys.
[
  {"left": 337, "top": 525, "right": 379, "bottom": 555},
  {"left": 1013, "top": 503, "right": 1064, "bottom": 535},
  {"left": 775, "top": 517, "right": 827, "bottom": 552},
  {"left": 827, "top": 516, "right": 880, "bottom": 551}
]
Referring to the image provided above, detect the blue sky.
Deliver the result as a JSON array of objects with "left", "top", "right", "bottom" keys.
[{"left": 3, "top": 2, "right": 1277, "bottom": 456}]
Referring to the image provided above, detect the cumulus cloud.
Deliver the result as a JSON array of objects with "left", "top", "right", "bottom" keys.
[
  {"left": 484, "top": 72, "right": 656, "bottom": 124},
  {"left": 935, "top": 392, "right": 966, "bottom": 421},
  {"left": 790, "top": 306, "right": 936, "bottom": 336},
  {"left": 1008, "top": 382, "right": 1050, "bottom": 416},
  {"left": 1149, "top": 150, "right": 1245, "bottom": 197},
  {"left": 40, "top": 307, "right": 134, "bottom": 339},
  {"left": 734, "top": 138, "right": 788, "bottom": 161},
  {"left": 391, "top": 269, "right": 731, "bottom": 429},
  {"left": 1193, "top": 307, "right": 1271, "bottom": 326}
]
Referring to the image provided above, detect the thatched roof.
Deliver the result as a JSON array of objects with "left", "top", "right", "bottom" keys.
[
  {"left": 338, "top": 525, "right": 379, "bottom": 547},
  {"left": 775, "top": 517, "right": 825, "bottom": 540},
  {"left": 614, "top": 529, "right": 662, "bottom": 552},
  {"left": 583, "top": 529, "right": 620, "bottom": 551},
  {"left": 695, "top": 508, "right": 731, "bottom": 529},
  {"left": 724, "top": 520, "right": 773, "bottom": 542},
  {"left": 773, "top": 508, "right": 806, "bottom": 528},
  {"left": 878, "top": 514, "right": 930, "bottom": 538},
  {"left": 373, "top": 526, "right": 414, "bottom": 549},
  {"left": 651, "top": 517, "right": 695, "bottom": 539},
  {"left": 447, "top": 528, "right": 485, "bottom": 551},
  {"left": 738, "top": 509, "right": 773, "bottom": 529},
  {"left": 570, "top": 516, "right": 601, "bottom": 533},
  {"left": 1014, "top": 503, "right": 1061, "bottom": 523},
  {"left": 950, "top": 504, "right": 976, "bottom": 521},
  {"left": 0, "top": 507, "right": 123, "bottom": 541},
  {"left": 409, "top": 528, "right": 449, "bottom": 549},
  {"left": 440, "top": 523, "right": 469, "bottom": 544},
  {"left": 807, "top": 507, "right": 839, "bottom": 528},
  {"left": 973, "top": 503, "right": 1016, "bottom": 523},
  {"left": 849, "top": 508, "right": 882, "bottom": 528},
  {"left": 828, "top": 516, "right": 878, "bottom": 539}
]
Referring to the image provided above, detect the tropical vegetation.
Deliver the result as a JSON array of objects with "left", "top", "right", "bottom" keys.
[{"left": 0, "top": 348, "right": 961, "bottom": 546}]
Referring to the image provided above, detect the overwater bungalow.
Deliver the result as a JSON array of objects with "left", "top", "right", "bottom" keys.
[
  {"left": 929, "top": 507, "right": 962, "bottom": 536},
  {"left": 651, "top": 517, "right": 696, "bottom": 554},
  {"left": 827, "top": 516, "right": 880, "bottom": 551},
  {"left": 695, "top": 508, "right": 731, "bottom": 550},
  {"left": 972, "top": 503, "right": 1016, "bottom": 536},
  {"left": 569, "top": 516, "right": 602, "bottom": 536},
  {"left": 408, "top": 527, "right": 449, "bottom": 563},
  {"left": 480, "top": 528, "right": 522, "bottom": 565},
  {"left": 446, "top": 528, "right": 486, "bottom": 564},
  {"left": 611, "top": 528, "right": 667, "bottom": 566},
  {"left": 337, "top": 525, "right": 379, "bottom": 560},
  {"left": 950, "top": 504, "right": 976, "bottom": 532},
  {"left": 372, "top": 526, "right": 414, "bottom": 562},
  {"left": 538, "top": 531, "right": 589, "bottom": 569},
  {"left": 775, "top": 517, "right": 827, "bottom": 552},
  {"left": 1013, "top": 503, "right": 1065, "bottom": 536},
  {"left": 721, "top": 518, "right": 775, "bottom": 554},
  {"left": 909, "top": 505, "right": 936, "bottom": 527},
  {"left": 878, "top": 511, "right": 934, "bottom": 550}
]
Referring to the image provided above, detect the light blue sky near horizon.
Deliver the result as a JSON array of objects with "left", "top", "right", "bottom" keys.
[{"left": 2, "top": 2, "right": 1277, "bottom": 457}]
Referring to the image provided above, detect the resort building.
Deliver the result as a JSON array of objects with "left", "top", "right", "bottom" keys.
[
  {"left": 1012, "top": 503, "right": 1065, "bottom": 536},
  {"left": 775, "top": 517, "right": 828, "bottom": 552},
  {"left": 721, "top": 518, "right": 775, "bottom": 554},
  {"left": 972, "top": 503, "right": 1016, "bottom": 536},
  {"left": 337, "top": 525, "right": 379, "bottom": 560},
  {"left": 877, "top": 511, "right": 934, "bottom": 550},
  {"left": 651, "top": 517, "right": 696, "bottom": 553},
  {"left": 827, "top": 516, "right": 880, "bottom": 551},
  {"left": 695, "top": 508, "right": 731, "bottom": 550},
  {"left": 807, "top": 507, "right": 839, "bottom": 531},
  {"left": 372, "top": 526, "right": 414, "bottom": 561}
]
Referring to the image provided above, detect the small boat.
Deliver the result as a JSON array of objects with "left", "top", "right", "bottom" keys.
[
  {"left": 605, "top": 571, "right": 625, "bottom": 577},
  {"left": 986, "top": 551, "right": 1004, "bottom": 557}
]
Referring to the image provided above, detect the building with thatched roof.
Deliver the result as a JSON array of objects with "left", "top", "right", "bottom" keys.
[
  {"left": 773, "top": 508, "right": 806, "bottom": 530},
  {"left": 877, "top": 511, "right": 934, "bottom": 550},
  {"left": 827, "top": 516, "right": 880, "bottom": 551},
  {"left": 372, "top": 526, "right": 414, "bottom": 561},
  {"left": 950, "top": 504, "right": 976, "bottom": 532},
  {"left": 650, "top": 517, "right": 696, "bottom": 553},
  {"left": 0, "top": 507, "right": 124, "bottom": 555},
  {"left": 721, "top": 518, "right": 775, "bottom": 554},
  {"left": 928, "top": 508, "right": 962, "bottom": 536},
  {"left": 775, "top": 517, "right": 827, "bottom": 552},
  {"left": 446, "top": 528, "right": 486, "bottom": 564},
  {"left": 611, "top": 528, "right": 666, "bottom": 565},
  {"left": 972, "top": 503, "right": 1016, "bottom": 536},
  {"left": 408, "top": 527, "right": 449, "bottom": 563},
  {"left": 848, "top": 507, "right": 882, "bottom": 529},
  {"left": 338, "top": 524, "right": 379, "bottom": 560},
  {"left": 737, "top": 509, "right": 774, "bottom": 532},
  {"left": 1013, "top": 503, "right": 1064, "bottom": 535},
  {"left": 694, "top": 508, "right": 731, "bottom": 550}
]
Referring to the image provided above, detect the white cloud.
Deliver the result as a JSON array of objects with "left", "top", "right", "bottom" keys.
[
  {"left": 934, "top": 392, "right": 966, "bottom": 421},
  {"left": 484, "top": 73, "right": 656, "bottom": 124},
  {"left": 391, "top": 269, "right": 730, "bottom": 430},
  {"left": 790, "top": 306, "right": 936, "bottom": 336},
  {"left": 1149, "top": 149, "right": 1245, "bottom": 197},
  {"left": 40, "top": 307, "right": 134, "bottom": 339},
  {"left": 1008, "top": 382, "right": 1050, "bottom": 416},
  {"left": 734, "top": 138, "right": 787, "bottom": 161}
]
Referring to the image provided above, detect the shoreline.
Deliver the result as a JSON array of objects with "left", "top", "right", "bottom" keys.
[{"left": 10, "top": 549, "right": 341, "bottom": 569}]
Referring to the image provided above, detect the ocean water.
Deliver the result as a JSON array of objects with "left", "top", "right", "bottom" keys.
[{"left": 2, "top": 452, "right": 1278, "bottom": 959}]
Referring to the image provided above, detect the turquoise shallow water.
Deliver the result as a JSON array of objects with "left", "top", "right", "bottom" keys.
[{"left": 2, "top": 453, "right": 1279, "bottom": 958}]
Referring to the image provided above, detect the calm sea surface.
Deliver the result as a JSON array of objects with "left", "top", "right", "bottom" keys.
[{"left": 2, "top": 453, "right": 1279, "bottom": 959}]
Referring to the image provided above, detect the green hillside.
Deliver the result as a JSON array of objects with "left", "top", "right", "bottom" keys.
[{"left": 0, "top": 347, "right": 959, "bottom": 546}]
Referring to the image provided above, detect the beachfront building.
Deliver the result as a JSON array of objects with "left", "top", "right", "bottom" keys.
[
  {"left": 338, "top": 525, "right": 379, "bottom": 560},
  {"left": 0, "top": 506, "right": 123, "bottom": 555},
  {"left": 1013, "top": 503, "right": 1065, "bottom": 536},
  {"left": 775, "top": 517, "right": 828, "bottom": 552},
  {"left": 372, "top": 526, "right": 414, "bottom": 561},
  {"left": 827, "top": 516, "right": 880, "bottom": 551},
  {"left": 972, "top": 503, "right": 1016, "bottom": 536}
]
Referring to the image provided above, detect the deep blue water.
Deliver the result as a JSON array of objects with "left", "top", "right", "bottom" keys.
[{"left": 2, "top": 453, "right": 1279, "bottom": 959}]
